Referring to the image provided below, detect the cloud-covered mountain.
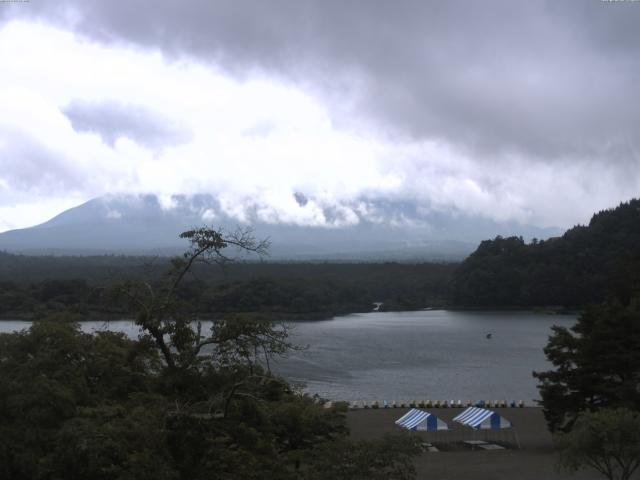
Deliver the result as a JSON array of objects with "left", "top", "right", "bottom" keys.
[
  {"left": 0, "top": 194, "right": 559, "bottom": 260},
  {"left": 2, "top": 5, "right": 640, "bottom": 234}
]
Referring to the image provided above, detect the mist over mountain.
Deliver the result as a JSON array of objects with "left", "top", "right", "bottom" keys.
[{"left": 0, "top": 194, "right": 559, "bottom": 260}]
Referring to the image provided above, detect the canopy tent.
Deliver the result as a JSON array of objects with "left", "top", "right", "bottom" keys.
[
  {"left": 395, "top": 409, "right": 449, "bottom": 431},
  {"left": 453, "top": 407, "right": 512, "bottom": 430}
]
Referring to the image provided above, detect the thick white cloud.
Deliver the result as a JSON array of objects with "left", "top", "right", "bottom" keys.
[
  {"left": 0, "top": 21, "right": 400, "bottom": 230},
  {"left": 0, "top": 18, "right": 638, "bottom": 233}
]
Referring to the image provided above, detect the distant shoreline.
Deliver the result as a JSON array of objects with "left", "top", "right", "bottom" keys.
[
  {"left": 0, "top": 306, "right": 578, "bottom": 323},
  {"left": 444, "top": 306, "right": 578, "bottom": 315}
]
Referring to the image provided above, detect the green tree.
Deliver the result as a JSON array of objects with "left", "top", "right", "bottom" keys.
[
  {"left": 270, "top": 395, "right": 348, "bottom": 471},
  {"left": 533, "top": 300, "right": 640, "bottom": 431},
  {"left": 118, "top": 227, "right": 272, "bottom": 373},
  {"left": 0, "top": 318, "right": 167, "bottom": 480},
  {"left": 0, "top": 228, "right": 423, "bottom": 479},
  {"left": 556, "top": 408, "right": 640, "bottom": 480},
  {"left": 300, "top": 434, "right": 422, "bottom": 480}
]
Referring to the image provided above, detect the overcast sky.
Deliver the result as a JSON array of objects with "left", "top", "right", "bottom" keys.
[{"left": 1, "top": 0, "right": 639, "bottom": 232}]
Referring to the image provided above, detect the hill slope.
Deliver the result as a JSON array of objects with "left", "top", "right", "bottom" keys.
[{"left": 451, "top": 199, "right": 640, "bottom": 308}]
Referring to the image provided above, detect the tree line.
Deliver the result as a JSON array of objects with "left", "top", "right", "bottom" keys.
[{"left": 0, "top": 258, "right": 454, "bottom": 320}]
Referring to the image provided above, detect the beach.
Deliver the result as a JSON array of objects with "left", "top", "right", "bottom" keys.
[{"left": 347, "top": 407, "right": 603, "bottom": 480}]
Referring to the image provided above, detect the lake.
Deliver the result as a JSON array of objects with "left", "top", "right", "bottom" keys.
[{"left": 0, "top": 310, "right": 575, "bottom": 403}]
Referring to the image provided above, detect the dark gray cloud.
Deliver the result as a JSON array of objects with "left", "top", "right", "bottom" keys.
[
  {"left": 293, "top": 192, "right": 308, "bottom": 207},
  {"left": 62, "top": 100, "right": 191, "bottom": 148},
  {"left": 6, "top": 0, "right": 640, "bottom": 166}
]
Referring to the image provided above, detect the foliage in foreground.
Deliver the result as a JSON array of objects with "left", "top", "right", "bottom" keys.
[
  {"left": 0, "top": 227, "right": 421, "bottom": 479},
  {"left": 299, "top": 434, "right": 422, "bottom": 480},
  {"left": 556, "top": 408, "right": 640, "bottom": 480},
  {"left": 0, "top": 319, "right": 420, "bottom": 480}
]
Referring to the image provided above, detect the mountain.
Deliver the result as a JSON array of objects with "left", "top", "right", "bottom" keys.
[
  {"left": 0, "top": 194, "right": 560, "bottom": 259},
  {"left": 451, "top": 198, "right": 640, "bottom": 307}
]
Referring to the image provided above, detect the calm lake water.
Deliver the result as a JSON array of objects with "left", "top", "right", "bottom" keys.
[{"left": 0, "top": 310, "right": 575, "bottom": 403}]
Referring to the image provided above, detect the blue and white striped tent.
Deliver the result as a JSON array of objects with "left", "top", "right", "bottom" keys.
[
  {"left": 395, "top": 409, "right": 449, "bottom": 431},
  {"left": 453, "top": 407, "right": 512, "bottom": 430}
]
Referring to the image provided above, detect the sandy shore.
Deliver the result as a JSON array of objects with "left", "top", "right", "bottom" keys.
[{"left": 346, "top": 407, "right": 603, "bottom": 480}]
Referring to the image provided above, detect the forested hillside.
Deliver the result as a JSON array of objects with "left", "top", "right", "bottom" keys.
[{"left": 451, "top": 199, "right": 640, "bottom": 308}]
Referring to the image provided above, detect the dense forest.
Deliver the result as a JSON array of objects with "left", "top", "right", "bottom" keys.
[
  {"left": 451, "top": 199, "right": 640, "bottom": 309},
  {"left": 0, "top": 254, "right": 454, "bottom": 320},
  {"left": 1, "top": 198, "right": 639, "bottom": 319}
]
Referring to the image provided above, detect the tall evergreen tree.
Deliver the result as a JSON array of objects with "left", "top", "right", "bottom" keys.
[{"left": 534, "top": 299, "right": 640, "bottom": 431}]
